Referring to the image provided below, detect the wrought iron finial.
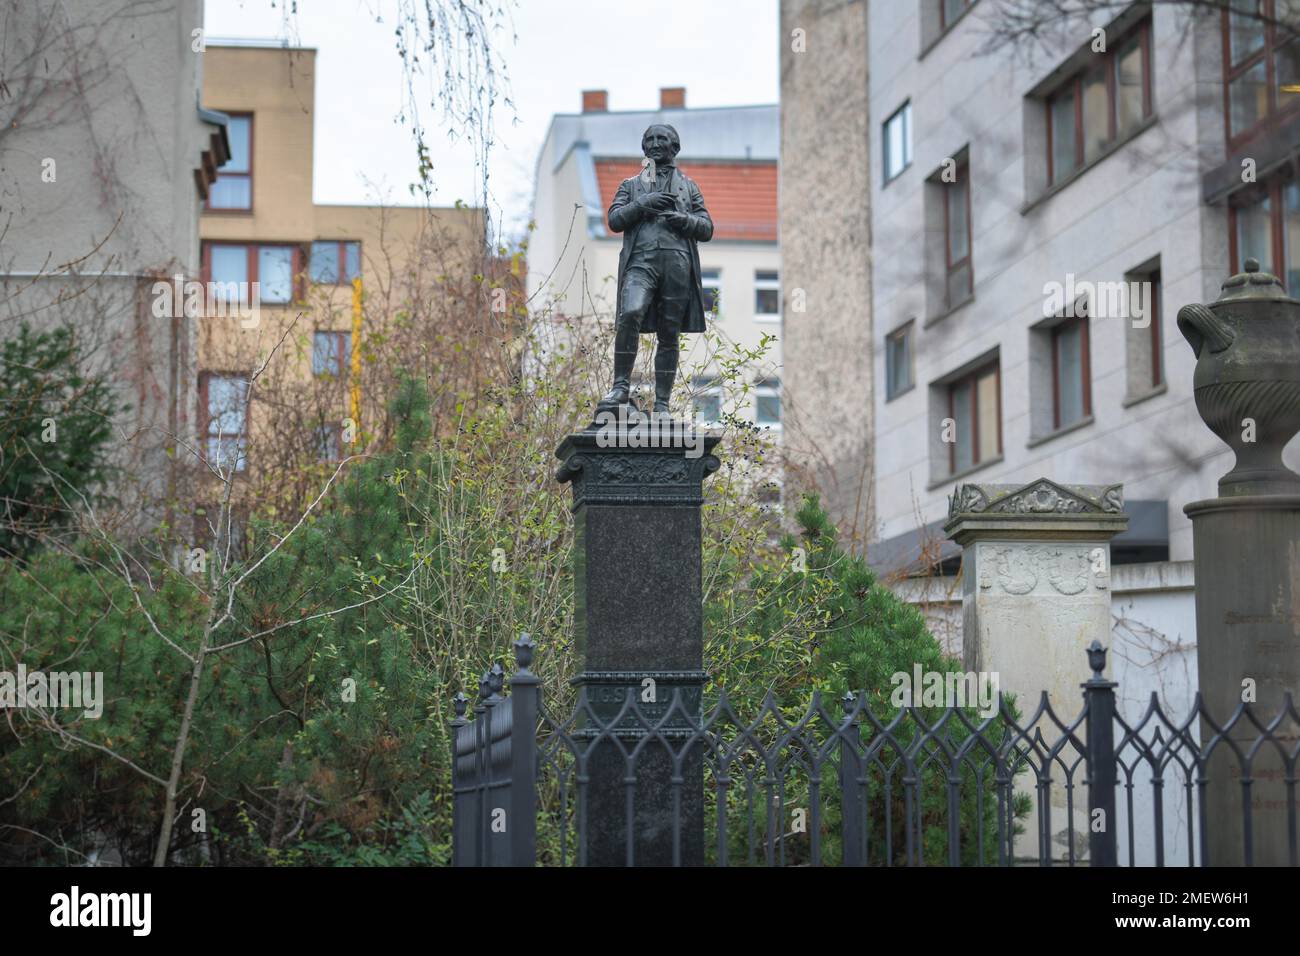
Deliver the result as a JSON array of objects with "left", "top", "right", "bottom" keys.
[
  {"left": 841, "top": 690, "right": 857, "bottom": 714},
  {"left": 1087, "top": 639, "right": 1107, "bottom": 679},
  {"left": 487, "top": 661, "right": 506, "bottom": 697},
  {"left": 514, "top": 632, "right": 536, "bottom": 670},
  {"left": 453, "top": 691, "right": 468, "bottom": 718},
  {"left": 477, "top": 671, "right": 492, "bottom": 702}
]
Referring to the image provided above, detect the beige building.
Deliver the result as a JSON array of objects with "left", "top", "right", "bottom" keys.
[
  {"left": 528, "top": 90, "right": 782, "bottom": 448},
  {"left": 197, "top": 42, "right": 484, "bottom": 520}
]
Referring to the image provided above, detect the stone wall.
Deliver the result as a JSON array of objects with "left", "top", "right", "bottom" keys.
[{"left": 778, "top": 0, "right": 874, "bottom": 548}]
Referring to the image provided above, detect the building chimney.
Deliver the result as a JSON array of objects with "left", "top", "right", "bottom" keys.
[
  {"left": 582, "top": 89, "right": 608, "bottom": 112},
  {"left": 660, "top": 86, "right": 686, "bottom": 109}
]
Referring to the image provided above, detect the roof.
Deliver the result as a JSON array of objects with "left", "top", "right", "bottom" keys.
[
  {"left": 544, "top": 103, "right": 779, "bottom": 169},
  {"left": 593, "top": 159, "right": 777, "bottom": 242}
]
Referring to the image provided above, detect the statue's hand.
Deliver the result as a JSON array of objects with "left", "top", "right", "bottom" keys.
[
  {"left": 641, "top": 192, "right": 675, "bottom": 214},
  {"left": 662, "top": 210, "right": 690, "bottom": 233}
]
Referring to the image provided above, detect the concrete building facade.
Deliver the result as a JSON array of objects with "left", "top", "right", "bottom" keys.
[
  {"left": 778, "top": 0, "right": 874, "bottom": 545},
  {"left": 863, "top": 0, "right": 1298, "bottom": 573},
  {"left": 0, "top": 0, "right": 228, "bottom": 517}
]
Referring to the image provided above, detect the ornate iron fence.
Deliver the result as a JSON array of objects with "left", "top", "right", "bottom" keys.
[{"left": 449, "top": 637, "right": 1300, "bottom": 867}]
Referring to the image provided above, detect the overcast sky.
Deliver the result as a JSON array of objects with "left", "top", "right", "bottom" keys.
[{"left": 204, "top": 0, "right": 780, "bottom": 241}]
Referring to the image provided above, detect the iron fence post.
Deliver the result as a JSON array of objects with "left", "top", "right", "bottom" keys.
[
  {"left": 1083, "top": 640, "right": 1118, "bottom": 867},
  {"left": 838, "top": 692, "right": 864, "bottom": 867},
  {"left": 509, "top": 634, "right": 540, "bottom": 867},
  {"left": 449, "top": 692, "right": 469, "bottom": 867}
]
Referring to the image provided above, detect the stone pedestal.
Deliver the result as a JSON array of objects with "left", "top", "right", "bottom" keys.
[
  {"left": 1185, "top": 495, "right": 1300, "bottom": 866},
  {"left": 944, "top": 479, "right": 1128, "bottom": 713},
  {"left": 945, "top": 479, "right": 1127, "bottom": 862},
  {"left": 555, "top": 421, "right": 720, "bottom": 866}
]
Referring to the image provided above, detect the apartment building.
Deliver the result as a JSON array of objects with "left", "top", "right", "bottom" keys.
[
  {"left": 863, "top": 1, "right": 1297, "bottom": 574},
  {"left": 197, "top": 42, "right": 484, "bottom": 513},
  {"left": 528, "top": 89, "right": 783, "bottom": 440}
]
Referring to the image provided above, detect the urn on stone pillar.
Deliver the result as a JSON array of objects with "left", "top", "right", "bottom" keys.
[
  {"left": 1177, "top": 259, "right": 1300, "bottom": 866},
  {"left": 1176, "top": 257, "right": 1300, "bottom": 496}
]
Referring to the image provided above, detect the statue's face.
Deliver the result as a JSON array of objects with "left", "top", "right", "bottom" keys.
[{"left": 642, "top": 126, "right": 678, "bottom": 163}]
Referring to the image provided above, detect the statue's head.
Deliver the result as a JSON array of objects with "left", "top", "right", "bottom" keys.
[{"left": 641, "top": 124, "right": 680, "bottom": 163}]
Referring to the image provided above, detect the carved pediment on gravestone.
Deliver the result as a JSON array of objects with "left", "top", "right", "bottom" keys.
[{"left": 948, "top": 478, "right": 1124, "bottom": 517}]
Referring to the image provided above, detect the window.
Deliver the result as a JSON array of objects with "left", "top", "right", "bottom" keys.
[
  {"left": 940, "top": 0, "right": 973, "bottom": 30},
  {"left": 1230, "top": 177, "right": 1300, "bottom": 290},
  {"left": 944, "top": 162, "right": 973, "bottom": 307},
  {"left": 754, "top": 378, "right": 781, "bottom": 429},
  {"left": 312, "top": 331, "right": 351, "bottom": 377},
  {"left": 885, "top": 322, "right": 914, "bottom": 399},
  {"left": 948, "top": 361, "right": 1000, "bottom": 475},
  {"left": 692, "top": 377, "right": 723, "bottom": 425},
  {"left": 204, "top": 242, "right": 302, "bottom": 305},
  {"left": 883, "top": 102, "right": 913, "bottom": 183},
  {"left": 701, "top": 269, "right": 721, "bottom": 319},
  {"left": 1222, "top": 0, "right": 1300, "bottom": 145},
  {"left": 209, "top": 114, "right": 252, "bottom": 210},
  {"left": 1052, "top": 315, "right": 1092, "bottom": 429},
  {"left": 315, "top": 422, "right": 342, "bottom": 462},
  {"left": 310, "top": 241, "right": 362, "bottom": 285},
  {"left": 1120, "top": 262, "right": 1165, "bottom": 402},
  {"left": 200, "top": 373, "right": 249, "bottom": 473},
  {"left": 754, "top": 270, "right": 780, "bottom": 318},
  {"left": 1046, "top": 19, "right": 1152, "bottom": 186}
]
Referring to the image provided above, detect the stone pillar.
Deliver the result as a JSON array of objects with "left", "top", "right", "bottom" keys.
[
  {"left": 944, "top": 479, "right": 1127, "bottom": 862},
  {"left": 944, "top": 479, "right": 1128, "bottom": 714},
  {"left": 555, "top": 421, "right": 720, "bottom": 866},
  {"left": 1177, "top": 261, "right": 1300, "bottom": 866}
]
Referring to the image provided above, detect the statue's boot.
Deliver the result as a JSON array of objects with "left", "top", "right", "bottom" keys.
[
  {"left": 653, "top": 335, "right": 678, "bottom": 416},
  {"left": 598, "top": 319, "right": 639, "bottom": 410}
]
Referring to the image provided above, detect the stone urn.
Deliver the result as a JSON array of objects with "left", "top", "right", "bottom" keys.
[{"left": 1176, "top": 258, "right": 1300, "bottom": 495}]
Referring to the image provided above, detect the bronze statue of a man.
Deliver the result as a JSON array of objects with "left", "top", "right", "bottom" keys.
[{"left": 597, "top": 124, "right": 713, "bottom": 416}]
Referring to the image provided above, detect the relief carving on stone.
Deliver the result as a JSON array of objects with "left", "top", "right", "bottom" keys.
[
  {"left": 949, "top": 478, "right": 1125, "bottom": 517},
  {"left": 979, "top": 544, "right": 1106, "bottom": 595}
]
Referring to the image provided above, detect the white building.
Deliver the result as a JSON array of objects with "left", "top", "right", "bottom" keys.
[
  {"left": 866, "top": 0, "right": 1299, "bottom": 575},
  {"left": 528, "top": 89, "right": 783, "bottom": 438}
]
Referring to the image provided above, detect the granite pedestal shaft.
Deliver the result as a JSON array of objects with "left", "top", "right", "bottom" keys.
[{"left": 555, "top": 422, "right": 720, "bottom": 866}]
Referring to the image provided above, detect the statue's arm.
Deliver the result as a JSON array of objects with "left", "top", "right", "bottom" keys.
[
  {"left": 607, "top": 179, "right": 642, "bottom": 233},
  {"left": 683, "top": 181, "right": 713, "bottom": 242}
]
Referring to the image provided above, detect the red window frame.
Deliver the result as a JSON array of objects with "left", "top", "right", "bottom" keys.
[
  {"left": 885, "top": 321, "right": 915, "bottom": 399},
  {"left": 206, "top": 113, "right": 253, "bottom": 213},
  {"left": 202, "top": 241, "right": 305, "bottom": 303},
  {"left": 310, "top": 241, "right": 362, "bottom": 286},
  {"left": 1221, "top": 0, "right": 1300, "bottom": 149},
  {"left": 944, "top": 160, "right": 973, "bottom": 306},
  {"left": 947, "top": 360, "right": 1002, "bottom": 475},
  {"left": 198, "top": 370, "right": 251, "bottom": 472},
  {"left": 1046, "top": 18, "right": 1152, "bottom": 186},
  {"left": 312, "top": 330, "right": 351, "bottom": 377},
  {"left": 1228, "top": 177, "right": 1297, "bottom": 289},
  {"left": 1051, "top": 315, "right": 1092, "bottom": 430}
]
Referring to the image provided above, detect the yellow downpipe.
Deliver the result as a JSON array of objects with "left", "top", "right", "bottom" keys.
[{"left": 350, "top": 276, "right": 362, "bottom": 434}]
